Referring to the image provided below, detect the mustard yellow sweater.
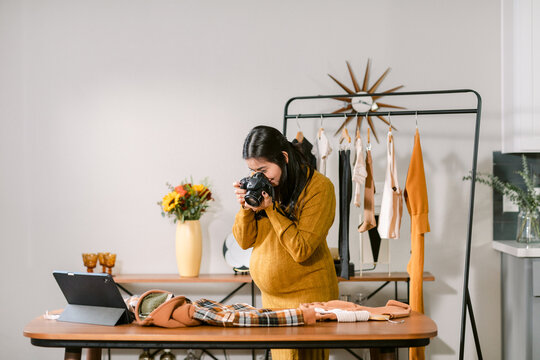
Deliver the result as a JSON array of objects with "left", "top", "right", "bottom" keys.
[{"left": 233, "top": 170, "right": 339, "bottom": 309}]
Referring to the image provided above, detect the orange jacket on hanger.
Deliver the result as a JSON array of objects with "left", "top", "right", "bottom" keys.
[{"left": 403, "top": 128, "right": 430, "bottom": 360}]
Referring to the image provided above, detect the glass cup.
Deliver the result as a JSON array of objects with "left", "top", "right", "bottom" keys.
[
  {"left": 103, "top": 253, "right": 117, "bottom": 275},
  {"left": 82, "top": 253, "right": 98, "bottom": 273}
]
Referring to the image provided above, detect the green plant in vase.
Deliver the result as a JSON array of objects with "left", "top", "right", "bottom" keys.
[{"left": 463, "top": 155, "right": 540, "bottom": 243}]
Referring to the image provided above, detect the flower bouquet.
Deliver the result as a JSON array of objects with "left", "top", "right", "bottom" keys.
[{"left": 158, "top": 180, "right": 213, "bottom": 223}]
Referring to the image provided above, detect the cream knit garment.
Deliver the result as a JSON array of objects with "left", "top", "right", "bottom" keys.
[
  {"left": 377, "top": 130, "right": 403, "bottom": 239},
  {"left": 352, "top": 136, "right": 367, "bottom": 207}
]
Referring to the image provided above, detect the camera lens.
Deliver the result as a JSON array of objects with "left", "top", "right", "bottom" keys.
[{"left": 245, "top": 193, "right": 261, "bottom": 207}]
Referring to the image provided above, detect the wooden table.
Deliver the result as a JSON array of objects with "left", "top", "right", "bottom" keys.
[
  {"left": 24, "top": 311, "right": 437, "bottom": 360},
  {"left": 113, "top": 272, "right": 435, "bottom": 305}
]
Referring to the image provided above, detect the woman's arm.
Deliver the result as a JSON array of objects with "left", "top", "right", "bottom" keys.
[
  {"left": 265, "top": 178, "right": 336, "bottom": 263},
  {"left": 232, "top": 208, "right": 258, "bottom": 249}
]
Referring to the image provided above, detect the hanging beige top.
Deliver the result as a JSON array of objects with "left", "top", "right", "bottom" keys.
[
  {"left": 358, "top": 148, "right": 376, "bottom": 233},
  {"left": 352, "top": 136, "right": 368, "bottom": 207},
  {"left": 314, "top": 129, "right": 332, "bottom": 176},
  {"left": 377, "top": 130, "right": 403, "bottom": 239}
]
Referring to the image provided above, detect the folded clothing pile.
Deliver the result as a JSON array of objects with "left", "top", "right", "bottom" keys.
[{"left": 130, "top": 289, "right": 411, "bottom": 329}]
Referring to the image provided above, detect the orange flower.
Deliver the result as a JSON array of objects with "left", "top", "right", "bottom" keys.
[{"left": 175, "top": 185, "right": 187, "bottom": 197}]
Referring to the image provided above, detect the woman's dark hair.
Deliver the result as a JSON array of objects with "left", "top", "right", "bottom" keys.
[{"left": 243, "top": 125, "right": 314, "bottom": 220}]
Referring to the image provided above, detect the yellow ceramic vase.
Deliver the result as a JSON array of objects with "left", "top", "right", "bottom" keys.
[{"left": 175, "top": 220, "right": 202, "bottom": 277}]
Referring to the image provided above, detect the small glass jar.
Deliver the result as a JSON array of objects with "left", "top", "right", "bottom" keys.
[{"left": 516, "top": 208, "right": 540, "bottom": 243}]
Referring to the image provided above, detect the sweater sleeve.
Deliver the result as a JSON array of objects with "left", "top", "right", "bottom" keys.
[
  {"left": 265, "top": 177, "right": 336, "bottom": 263},
  {"left": 232, "top": 207, "right": 258, "bottom": 249}
]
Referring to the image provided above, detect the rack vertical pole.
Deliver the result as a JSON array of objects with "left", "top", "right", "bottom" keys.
[{"left": 458, "top": 91, "right": 483, "bottom": 360}]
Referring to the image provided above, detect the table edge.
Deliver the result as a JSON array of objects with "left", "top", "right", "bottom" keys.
[{"left": 29, "top": 337, "right": 435, "bottom": 349}]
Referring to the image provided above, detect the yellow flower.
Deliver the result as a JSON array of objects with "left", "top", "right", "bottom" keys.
[
  {"left": 162, "top": 191, "right": 180, "bottom": 212},
  {"left": 193, "top": 184, "right": 205, "bottom": 193}
]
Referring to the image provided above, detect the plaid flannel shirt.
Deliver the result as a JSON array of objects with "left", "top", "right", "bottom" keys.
[{"left": 192, "top": 299, "right": 306, "bottom": 327}]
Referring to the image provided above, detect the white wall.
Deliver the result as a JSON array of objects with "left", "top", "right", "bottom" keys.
[{"left": 0, "top": 0, "right": 501, "bottom": 359}]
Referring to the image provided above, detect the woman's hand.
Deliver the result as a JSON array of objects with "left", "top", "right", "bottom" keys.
[
  {"left": 233, "top": 181, "right": 247, "bottom": 208},
  {"left": 233, "top": 182, "right": 273, "bottom": 212},
  {"left": 244, "top": 191, "right": 273, "bottom": 212}
]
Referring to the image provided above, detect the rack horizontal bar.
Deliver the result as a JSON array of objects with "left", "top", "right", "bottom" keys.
[
  {"left": 285, "top": 109, "right": 477, "bottom": 119},
  {"left": 285, "top": 88, "right": 479, "bottom": 102}
]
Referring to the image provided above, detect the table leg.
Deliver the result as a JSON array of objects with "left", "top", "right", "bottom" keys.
[
  {"left": 86, "top": 348, "right": 102, "bottom": 360},
  {"left": 369, "top": 347, "right": 396, "bottom": 360},
  {"left": 64, "top": 348, "right": 81, "bottom": 360}
]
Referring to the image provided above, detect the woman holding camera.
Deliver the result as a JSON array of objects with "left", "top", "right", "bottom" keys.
[{"left": 233, "top": 125, "right": 338, "bottom": 360}]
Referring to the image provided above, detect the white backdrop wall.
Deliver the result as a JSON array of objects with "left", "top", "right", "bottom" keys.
[{"left": 0, "top": 0, "right": 501, "bottom": 359}]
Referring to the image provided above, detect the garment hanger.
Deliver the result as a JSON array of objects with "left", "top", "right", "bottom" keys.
[
  {"left": 339, "top": 114, "right": 352, "bottom": 144},
  {"left": 415, "top": 111, "right": 419, "bottom": 129},
  {"left": 295, "top": 114, "right": 304, "bottom": 142},
  {"left": 355, "top": 114, "right": 363, "bottom": 140},
  {"left": 342, "top": 128, "right": 352, "bottom": 143},
  {"left": 339, "top": 128, "right": 351, "bottom": 144},
  {"left": 367, "top": 127, "right": 372, "bottom": 151},
  {"left": 388, "top": 112, "right": 392, "bottom": 133}
]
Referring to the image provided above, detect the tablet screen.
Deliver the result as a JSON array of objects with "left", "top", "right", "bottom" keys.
[{"left": 53, "top": 271, "right": 126, "bottom": 309}]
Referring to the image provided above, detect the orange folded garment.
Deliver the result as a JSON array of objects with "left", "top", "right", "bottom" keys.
[{"left": 134, "top": 290, "right": 201, "bottom": 328}]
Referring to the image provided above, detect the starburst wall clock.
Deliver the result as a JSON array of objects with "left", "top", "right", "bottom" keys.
[{"left": 328, "top": 60, "right": 404, "bottom": 142}]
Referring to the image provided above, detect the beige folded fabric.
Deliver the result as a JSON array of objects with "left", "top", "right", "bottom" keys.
[{"left": 299, "top": 299, "right": 410, "bottom": 321}]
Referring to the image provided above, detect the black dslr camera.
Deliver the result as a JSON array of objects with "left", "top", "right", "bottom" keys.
[{"left": 239, "top": 172, "right": 275, "bottom": 207}]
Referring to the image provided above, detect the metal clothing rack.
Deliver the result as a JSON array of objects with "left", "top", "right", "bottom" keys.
[{"left": 282, "top": 89, "right": 483, "bottom": 360}]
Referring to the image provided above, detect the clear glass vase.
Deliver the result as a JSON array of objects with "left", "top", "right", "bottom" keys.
[{"left": 516, "top": 208, "right": 540, "bottom": 243}]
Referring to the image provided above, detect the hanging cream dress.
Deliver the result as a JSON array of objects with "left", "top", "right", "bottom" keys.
[
  {"left": 313, "top": 129, "right": 332, "bottom": 176},
  {"left": 377, "top": 130, "right": 403, "bottom": 239},
  {"left": 352, "top": 136, "right": 368, "bottom": 208}
]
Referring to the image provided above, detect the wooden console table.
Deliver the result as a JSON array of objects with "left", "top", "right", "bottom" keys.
[
  {"left": 113, "top": 272, "right": 435, "bottom": 305},
  {"left": 24, "top": 310, "right": 437, "bottom": 360}
]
